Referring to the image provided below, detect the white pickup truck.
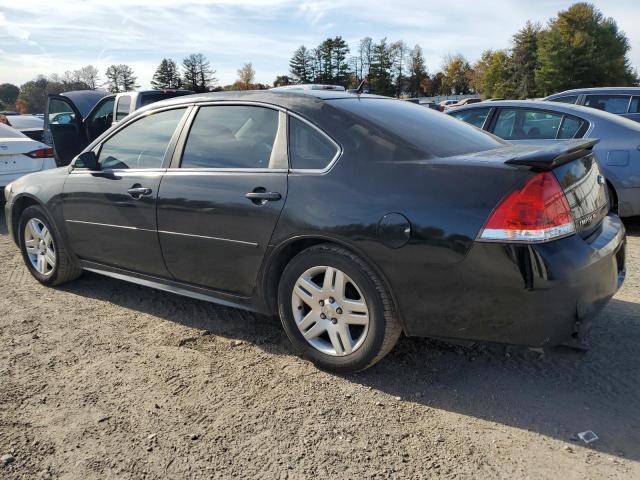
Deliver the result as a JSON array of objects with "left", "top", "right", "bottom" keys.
[{"left": 44, "top": 89, "right": 193, "bottom": 165}]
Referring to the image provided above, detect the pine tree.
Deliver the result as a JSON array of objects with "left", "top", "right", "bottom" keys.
[
  {"left": 408, "top": 45, "right": 428, "bottom": 97},
  {"left": 182, "top": 54, "right": 216, "bottom": 93},
  {"left": 289, "top": 46, "right": 313, "bottom": 83},
  {"left": 511, "top": 21, "right": 541, "bottom": 99},
  {"left": 151, "top": 59, "right": 181, "bottom": 89},
  {"left": 369, "top": 38, "right": 394, "bottom": 96}
]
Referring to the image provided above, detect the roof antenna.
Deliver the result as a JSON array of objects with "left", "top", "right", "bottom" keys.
[{"left": 355, "top": 79, "right": 366, "bottom": 94}]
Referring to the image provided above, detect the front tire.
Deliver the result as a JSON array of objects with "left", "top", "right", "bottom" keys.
[
  {"left": 278, "top": 244, "right": 401, "bottom": 373},
  {"left": 18, "top": 205, "right": 82, "bottom": 286}
]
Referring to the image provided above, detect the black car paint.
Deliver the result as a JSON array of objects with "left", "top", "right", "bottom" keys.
[{"left": 5, "top": 90, "right": 626, "bottom": 347}]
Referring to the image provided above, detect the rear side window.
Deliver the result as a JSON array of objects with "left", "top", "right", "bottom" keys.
[
  {"left": 289, "top": 116, "right": 339, "bottom": 170},
  {"left": 181, "top": 106, "right": 280, "bottom": 169},
  {"left": 98, "top": 108, "right": 185, "bottom": 169},
  {"left": 493, "top": 108, "right": 563, "bottom": 140},
  {"left": 115, "top": 96, "right": 131, "bottom": 121},
  {"left": 335, "top": 99, "right": 503, "bottom": 158},
  {"left": 449, "top": 108, "right": 491, "bottom": 129},
  {"left": 549, "top": 95, "right": 579, "bottom": 104},
  {"left": 629, "top": 97, "right": 640, "bottom": 114},
  {"left": 558, "top": 116, "right": 588, "bottom": 139},
  {"left": 584, "top": 95, "right": 631, "bottom": 114}
]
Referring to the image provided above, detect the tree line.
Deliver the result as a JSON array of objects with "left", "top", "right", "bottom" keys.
[
  {"left": 1, "top": 3, "right": 637, "bottom": 114},
  {"left": 285, "top": 3, "right": 637, "bottom": 98}
]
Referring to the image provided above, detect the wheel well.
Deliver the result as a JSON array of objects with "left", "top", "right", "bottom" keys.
[
  {"left": 262, "top": 238, "right": 327, "bottom": 314},
  {"left": 10, "top": 196, "right": 40, "bottom": 243},
  {"left": 261, "top": 238, "right": 402, "bottom": 330}
]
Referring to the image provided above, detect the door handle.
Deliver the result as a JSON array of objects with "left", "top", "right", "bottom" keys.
[
  {"left": 245, "top": 189, "right": 282, "bottom": 205},
  {"left": 127, "top": 186, "right": 152, "bottom": 199}
]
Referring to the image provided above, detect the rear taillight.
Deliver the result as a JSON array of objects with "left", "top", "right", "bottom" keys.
[
  {"left": 478, "top": 171, "right": 575, "bottom": 243},
  {"left": 26, "top": 147, "right": 54, "bottom": 158}
]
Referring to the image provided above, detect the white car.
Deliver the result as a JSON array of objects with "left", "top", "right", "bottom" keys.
[
  {"left": 0, "top": 114, "right": 44, "bottom": 142},
  {"left": 0, "top": 123, "right": 56, "bottom": 194}
]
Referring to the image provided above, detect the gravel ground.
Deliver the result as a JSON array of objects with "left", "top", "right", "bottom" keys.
[{"left": 1, "top": 213, "right": 639, "bottom": 479}]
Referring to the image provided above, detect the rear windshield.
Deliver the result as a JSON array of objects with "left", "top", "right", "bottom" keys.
[
  {"left": 0, "top": 123, "right": 27, "bottom": 138},
  {"left": 333, "top": 98, "right": 504, "bottom": 158}
]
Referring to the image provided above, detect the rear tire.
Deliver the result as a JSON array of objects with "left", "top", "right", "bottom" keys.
[
  {"left": 18, "top": 205, "right": 82, "bottom": 286},
  {"left": 278, "top": 243, "right": 401, "bottom": 373}
]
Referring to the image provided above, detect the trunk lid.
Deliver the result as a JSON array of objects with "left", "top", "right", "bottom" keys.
[{"left": 0, "top": 138, "right": 46, "bottom": 174}]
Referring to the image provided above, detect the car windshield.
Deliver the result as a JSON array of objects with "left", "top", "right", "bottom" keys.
[{"left": 333, "top": 98, "right": 504, "bottom": 158}]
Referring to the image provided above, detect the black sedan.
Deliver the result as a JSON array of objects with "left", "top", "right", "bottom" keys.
[{"left": 4, "top": 90, "right": 626, "bottom": 373}]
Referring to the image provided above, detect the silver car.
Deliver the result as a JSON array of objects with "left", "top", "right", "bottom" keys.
[
  {"left": 447, "top": 100, "right": 640, "bottom": 217},
  {"left": 544, "top": 87, "right": 640, "bottom": 123}
]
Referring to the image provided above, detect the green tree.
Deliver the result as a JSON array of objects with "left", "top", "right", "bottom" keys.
[
  {"left": 0, "top": 83, "right": 20, "bottom": 109},
  {"left": 151, "top": 59, "right": 181, "bottom": 89},
  {"left": 331, "top": 36, "right": 351, "bottom": 86},
  {"left": 289, "top": 45, "right": 313, "bottom": 83},
  {"left": 182, "top": 54, "right": 216, "bottom": 93},
  {"left": 273, "top": 75, "right": 291, "bottom": 87},
  {"left": 511, "top": 21, "right": 541, "bottom": 98},
  {"left": 442, "top": 54, "right": 473, "bottom": 95},
  {"left": 407, "top": 45, "right": 428, "bottom": 97},
  {"left": 472, "top": 49, "right": 514, "bottom": 99},
  {"left": 104, "top": 64, "right": 139, "bottom": 93},
  {"left": 369, "top": 38, "right": 395, "bottom": 96},
  {"left": 16, "top": 76, "right": 65, "bottom": 113},
  {"left": 536, "top": 2, "right": 636, "bottom": 95}
]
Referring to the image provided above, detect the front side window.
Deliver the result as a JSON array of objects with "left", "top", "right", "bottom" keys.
[
  {"left": 48, "top": 98, "right": 75, "bottom": 125},
  {"left": 98, "top": 108, "right": 185, "bottom": 170},
  {"left": 181, "top": 106, "right": 280, "bottom": 169},
  {"left": 289, "top": 116, "right": 339, "bottom": 170},
  {"left": 584, "top": 95, "right": 631, "bottom": 114},
  {"left": 629, "top": 97, "right": 640, "bottom": 114},
  {"left": 493, "top": 108, "right": 563, "bottom": 140},
  {"left": 549, "top": 95, "right": 579, "bottom": 105},
  {"left": 115, "top": 96, "right": 132, "bottom": 121},
  {"left": 449, "top": 108, "right": 491, "bottom": 129},
  {"left": 87, "top": 97, "right": 115, "bottom": 140}
]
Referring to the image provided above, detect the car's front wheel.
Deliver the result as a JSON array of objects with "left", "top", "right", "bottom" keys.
[
  {"left": 278, "top": 244, "right": 402, "bottom": 373},
  {"left": 18, "top": 205, "right": 82, "bottom": 286}
]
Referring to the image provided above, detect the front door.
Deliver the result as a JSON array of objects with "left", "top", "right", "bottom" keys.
[
  {"left": 45, "top": 95, "right": 84, "bottom": 165},
  {"left": 62, "top": 107, "right": 188, "bottom": 277},
  {"left": 157, "top": 104, "right": 288, "bottom": 296}
]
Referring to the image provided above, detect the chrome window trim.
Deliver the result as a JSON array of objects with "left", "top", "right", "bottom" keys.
[{"left": 287, "top": 111, "right": 343, "bottom": 175}]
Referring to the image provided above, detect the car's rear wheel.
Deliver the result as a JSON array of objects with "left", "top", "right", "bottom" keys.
[
  {"left": 18, "top": 205, "right": 82, "bottom": 286},
  {"left": 278, "top": 244, "right": 401, "bottom": 373}
]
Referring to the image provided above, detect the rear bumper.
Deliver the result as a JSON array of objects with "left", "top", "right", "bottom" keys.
[{"left": 401, "top": 214, "right": 626, "bottom": 346}]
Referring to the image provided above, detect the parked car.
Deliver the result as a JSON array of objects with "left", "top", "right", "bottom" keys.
[
  {"left": 0, "top": 122, "right": 56, "bottom": 195},
  {"left": 44, "top": 89, "right": 194, "bottom": 165},
  {"left": 0, "top": 114, "right": 44, "bottom": 142},
  {"left": 447, "top": 99, "right": 640, "bottom": 218},
  {"left": 449, "top": 98, "right": 482, "bottom": 108},
  {"left": 545, "top": 87, "right": 640, "bottom": 123},
  {"left": 439, "top": 99, "right": 458, "bottom": 109},
  {"left": 4, "top": 91, "right": 625, "bottom": 373}
]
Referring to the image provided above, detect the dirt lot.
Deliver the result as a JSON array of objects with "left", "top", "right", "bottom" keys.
[{"left": 1, "top": 213, "right": 639, "bottom": 480}]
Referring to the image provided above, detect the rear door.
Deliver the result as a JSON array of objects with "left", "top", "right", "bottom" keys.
[
  {"left": 62, "top": 106, "right": 189, "bottom": 276},
  {"left": 45, "top": 95, "right": 84, "bottom": 165},
  {"left": 157, "top": 104, "right": 288, "bottom": 296}
]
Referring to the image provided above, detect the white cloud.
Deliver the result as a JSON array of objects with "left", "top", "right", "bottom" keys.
[{"left": 0, "top": 0, "right": 638, "bottom": 88}]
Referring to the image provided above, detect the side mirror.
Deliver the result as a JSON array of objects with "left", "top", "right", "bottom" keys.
[{"left": 73, "top": 151, "right": 100, "bottom": 170}]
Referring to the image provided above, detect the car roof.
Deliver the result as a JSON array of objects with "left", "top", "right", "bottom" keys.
[
  {"left": 60, "top": 90, "right": 111, "bottom": 117},
  {"left": 135, "top": 89, "right": 392, "bottom": 115},
  {"left": 449, "top": 99, "right": 640, "bottom": 130},
  {"left": 545, "top": 87, "right": 640, "bottom": 98}
]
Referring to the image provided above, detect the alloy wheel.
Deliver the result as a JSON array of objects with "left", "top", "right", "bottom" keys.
[
  {"left": 24, "top": 218, "right": 56, "bottom": 277},
  {"left": 291, "top": 265, "right": 370, "bottom": 356}
]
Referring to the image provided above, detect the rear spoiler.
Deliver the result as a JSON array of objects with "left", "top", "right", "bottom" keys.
[{"left": 505, "top": 139, "right": 599, "bottom": 170}]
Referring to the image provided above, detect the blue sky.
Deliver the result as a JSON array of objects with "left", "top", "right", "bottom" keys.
[{"left": 1, "top": 0, "right": 639, "bottom": 89}]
